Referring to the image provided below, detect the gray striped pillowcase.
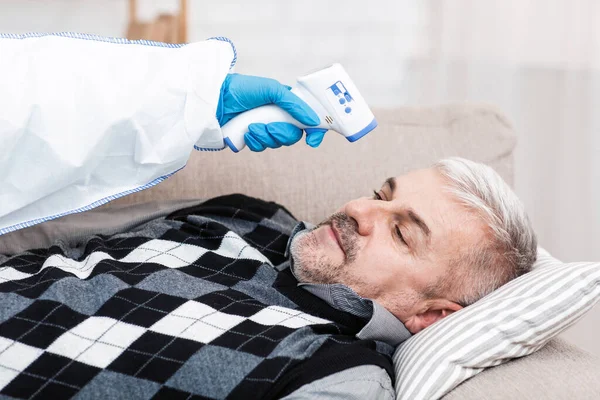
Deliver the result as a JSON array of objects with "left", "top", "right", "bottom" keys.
[{"left": 393, "top": 248, "right": 600, "bottom": 400}]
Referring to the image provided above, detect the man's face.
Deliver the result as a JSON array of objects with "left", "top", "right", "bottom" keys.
[{"left": 289, "top": 167, "right": 486, "bottom": 331}]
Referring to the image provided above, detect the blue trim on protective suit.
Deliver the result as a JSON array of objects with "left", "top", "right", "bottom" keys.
[
  {"left": 0, "top": 167, "right": 184, "bottom": 236},
  {"left": 0, "top": 32, "right": 238, "bottom": 70},
  {"left": 206, "top": 36, "right": 237, "bottom": 69},
  {"left": 193, "top": 145, "right": 225, "bottom": 151}
]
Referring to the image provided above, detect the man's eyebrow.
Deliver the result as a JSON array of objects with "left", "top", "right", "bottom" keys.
[
  {"left": 383, "top": 177, "right": 431, "bottom": 240},
  {"left": 384, "top": 177, "right": 396, "bottom": 194}
]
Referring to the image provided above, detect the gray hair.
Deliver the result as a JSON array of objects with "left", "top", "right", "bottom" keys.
[{"left": 431, "top": 157, "right": 537, "bottom": 307}]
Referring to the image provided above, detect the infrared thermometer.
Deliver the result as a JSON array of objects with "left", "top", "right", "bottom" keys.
[{"left": 221, "top": 63, "right": 378, "bottom": 152}]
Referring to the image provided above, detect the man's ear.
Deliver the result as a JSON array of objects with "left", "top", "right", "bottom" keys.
[{"left": 404, "top": 300, "right": 463, "bottom": 334}]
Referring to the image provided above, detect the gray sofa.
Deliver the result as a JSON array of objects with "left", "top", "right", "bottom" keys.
[{"left": 4, "top": 105, "right": 600, "bottom": 397}]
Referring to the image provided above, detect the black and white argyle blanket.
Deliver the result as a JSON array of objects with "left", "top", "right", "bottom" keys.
[{"left": 0, "top": 194, "right": 393, "bottom": 399}]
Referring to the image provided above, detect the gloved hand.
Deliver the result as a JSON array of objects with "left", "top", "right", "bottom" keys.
[{"left": 217, "top": 73, "right": 328, "bottom": 151}]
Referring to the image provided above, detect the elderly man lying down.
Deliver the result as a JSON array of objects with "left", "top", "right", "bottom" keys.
[{"left": 0, "top": 157, "right": 536, "bottom": 399}]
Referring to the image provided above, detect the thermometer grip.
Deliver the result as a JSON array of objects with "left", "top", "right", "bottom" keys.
[{"left": 221, "top": 105, "right": 314, "bottom": 152}]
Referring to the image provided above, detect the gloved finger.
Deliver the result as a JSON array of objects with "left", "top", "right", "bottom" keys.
[
  {"left": 305, "top": 128, "right": 328, "bottom": 148},
  {"left": 265, "top": 122, "right": 303, "bottom": 146},
  {"left": 248, "top": 123, "right": 282, "bottom": 149},
  {"left": 273, "top": 87, "right": 321, "bottom": 127},
  {"left": 244, "top": 132, "right": 266, "bottom": 152}
]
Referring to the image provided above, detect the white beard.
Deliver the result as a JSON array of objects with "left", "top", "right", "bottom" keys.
[
  {"left": 289, "top": 228, "right": 346, "bottom": 284},
  {"left": 289, "top": 213, "right": 359, "bottom": 285}
]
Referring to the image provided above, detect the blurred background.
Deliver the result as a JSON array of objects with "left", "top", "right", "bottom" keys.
[{"left": 2, "top": 0, "right": 599, "bottom": 355}]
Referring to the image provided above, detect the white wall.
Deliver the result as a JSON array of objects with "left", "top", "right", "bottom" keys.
[{"left": 1, "top": 0, "right": 599, "bottom": 356}]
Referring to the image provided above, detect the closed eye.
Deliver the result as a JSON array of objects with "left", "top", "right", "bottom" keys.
[{"left": 371, "top": 190, "right": 408, "bottom": 246}]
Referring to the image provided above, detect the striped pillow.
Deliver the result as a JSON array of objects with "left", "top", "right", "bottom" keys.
[{"left": 393, "top": 248, "right": 600, "bottom": 400}]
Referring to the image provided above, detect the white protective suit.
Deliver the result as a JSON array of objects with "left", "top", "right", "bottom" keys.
[{"left": 0, "top": 33, "right": 236, "bottom": 236}]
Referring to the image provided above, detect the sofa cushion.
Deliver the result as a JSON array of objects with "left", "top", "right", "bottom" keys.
[{"left": 104, "top": 105, "right": 517, "bottom": 224}]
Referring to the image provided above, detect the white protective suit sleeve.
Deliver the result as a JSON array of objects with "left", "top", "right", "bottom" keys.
[{"left": 0, "top": 33, "right": 236, "bottom": 236}]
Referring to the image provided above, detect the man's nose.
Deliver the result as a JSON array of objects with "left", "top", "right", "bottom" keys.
[{"left": 342, "top": 196, "right": 388, "bottom": 236}]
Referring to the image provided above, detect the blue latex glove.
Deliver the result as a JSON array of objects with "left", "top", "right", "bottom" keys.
[{"left": 217, "top": 73, "right": 328, "bottom": 151}]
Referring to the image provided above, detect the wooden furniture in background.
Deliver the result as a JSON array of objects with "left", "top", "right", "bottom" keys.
[{"left": 125, "top": 0, "right": 188, "bottom": 44}]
